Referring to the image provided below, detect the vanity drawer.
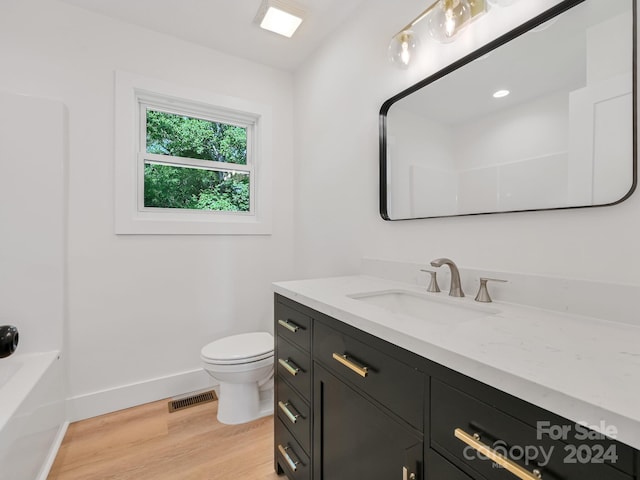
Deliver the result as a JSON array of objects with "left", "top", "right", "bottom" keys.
[
  {"left": 277, "top": 336, "right": 311, "bottom": 401},
  {"left": 275, "top": 301, "right": 311, "bottom": 352},
  {"left": 277, "top": 377, "right": 311, "bottom": 455},
  {"left": 427, "top": 449, "right": 474, "bottom": 480},
  {"left": 276, "top": 418, "right": 311, "bottom": 480},
  {"left": 313, "top": 319, "right": 423, "bottom": 430},
  {"left": 431, "top": 379, "right": 631, "bottom": 480}
]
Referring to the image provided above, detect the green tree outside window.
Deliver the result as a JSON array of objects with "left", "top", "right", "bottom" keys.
[{"left": 144, "top": 110, "right": 250, "bottom": 212}]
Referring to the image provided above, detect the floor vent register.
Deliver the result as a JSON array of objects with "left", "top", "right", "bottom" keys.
[{"left": 168, "top": 390, "right": 217, "bottom": 413}]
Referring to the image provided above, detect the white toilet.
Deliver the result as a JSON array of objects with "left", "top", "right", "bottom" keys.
[{"left": 201, "top": 331, "right": 274, "bottom": 425}]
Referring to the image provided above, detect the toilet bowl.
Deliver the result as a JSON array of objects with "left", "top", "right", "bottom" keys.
[{"left": 201, "top": 331, "right": 274, "bottom": 425}]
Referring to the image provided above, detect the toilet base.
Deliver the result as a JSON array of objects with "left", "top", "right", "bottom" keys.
[{"left": 216, "top": 382, "right": 274, "bottom": 425}]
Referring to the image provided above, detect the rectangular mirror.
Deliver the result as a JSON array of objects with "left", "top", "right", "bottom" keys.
[{"left": 380, "top": 0, "right": 636, "bottom": 220}]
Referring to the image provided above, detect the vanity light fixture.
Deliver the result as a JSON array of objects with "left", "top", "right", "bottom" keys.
[
  {"left": 492, "top": 89, "right": 510, "bottom": 98},
  {"left": 254, "top": 0, "right": 304, "bottom": 38},
  {"left": 389, "top": 0, "right": 517, "bottom": 68},
  {"left": 388, "top": 30, "right": 421, "bottom": 69},
  {"left": 426, "top": 0, "right": 473, "bottom": 43}
]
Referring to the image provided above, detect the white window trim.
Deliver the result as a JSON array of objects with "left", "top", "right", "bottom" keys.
[{"left": 114, "top": 71, "right": 272, "bottom": 235}]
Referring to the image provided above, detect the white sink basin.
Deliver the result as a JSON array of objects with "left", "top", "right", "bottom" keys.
[{"left": 348, "top": 289, "right": 500, "bottom": 323}]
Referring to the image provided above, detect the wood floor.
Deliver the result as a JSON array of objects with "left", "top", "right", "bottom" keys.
[{"left": 47, "top": 397, "right": 282, "bottom": 480}]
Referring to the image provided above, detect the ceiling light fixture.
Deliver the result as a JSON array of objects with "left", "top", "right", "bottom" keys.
[
  {"left": 254, "top": 0, "right": 304, "bottom": 38},
  {"left": 388, "top": 0, "right": 518, "bottom": 68},
  {"left": 493, "top": 89, "right": 510, "bottom": 98}
]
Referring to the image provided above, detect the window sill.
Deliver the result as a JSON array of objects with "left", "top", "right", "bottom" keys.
[{"left": 115, "top": 210, "right": 271, "bottom": 235}]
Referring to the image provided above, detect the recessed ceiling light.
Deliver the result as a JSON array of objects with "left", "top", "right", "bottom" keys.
[
  {"left": 493, "top": 89, "right": 510, "bottom": 98},
  {"left": 254, "top": 0, "right": 304, "bottom": 38}
]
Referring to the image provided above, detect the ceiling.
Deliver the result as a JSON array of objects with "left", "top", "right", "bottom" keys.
[{"left": 59, "top": 0, "right": 367, "bottom": 71}]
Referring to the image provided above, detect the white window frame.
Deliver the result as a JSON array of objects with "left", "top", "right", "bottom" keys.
[{"left": 115, "top": 71, "right": 272, "bottom": 235}]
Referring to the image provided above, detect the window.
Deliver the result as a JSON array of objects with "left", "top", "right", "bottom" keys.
[
  {"left": 142, "top": 108, "right": 252, "bottom": 213},
  {"left": 115, "top": 71, "right": 272, "bottom": 235}
]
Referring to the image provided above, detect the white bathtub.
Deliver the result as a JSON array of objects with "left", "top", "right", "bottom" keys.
[{"left": 0, "top": 351, "right": 67, "bottom": 480}]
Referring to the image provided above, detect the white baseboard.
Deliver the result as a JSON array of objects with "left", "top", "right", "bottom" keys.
[
  {"left": 37, "top": 420, "right": 69, "bottom": 480},
  {"left": 67, "top": 368, "right": 216, "bottom": 422}
]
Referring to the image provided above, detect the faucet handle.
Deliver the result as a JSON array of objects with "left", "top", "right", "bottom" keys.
[
  {"left": 420, "top": 269, "right": 441, "bottom": 293},
  {"left": 474, "top": 277, "right": 507, "bottom": 303}
]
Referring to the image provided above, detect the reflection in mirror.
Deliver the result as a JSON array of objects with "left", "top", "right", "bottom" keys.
[{"left": 380, "top": 0, "right": 636, "bottom": 220}]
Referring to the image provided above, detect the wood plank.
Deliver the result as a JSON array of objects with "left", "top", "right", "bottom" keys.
[{"left": 47, "top": 399, "right": 281, "bottom": 480}]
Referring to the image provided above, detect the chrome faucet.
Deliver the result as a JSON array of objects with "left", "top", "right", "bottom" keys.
[{"left": 430, "top": 258, "right": 464, "bottom": 297}]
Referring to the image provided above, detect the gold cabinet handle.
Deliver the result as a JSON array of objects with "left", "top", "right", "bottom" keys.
[
  {"left": 278, "top": 400, "right": 301, "bottom": 424},
  {"left": 454, "top": 428, "right": 543, "bottom": 480},
  {"left": 332, "top": 353, "right": 369, "bottom": 378},
  {"left": 278, "top": 358, "right": 300, "bottom": 376},
  {"left": 278, "top": 444, "right": 300, "bottom": 472},
  {"left": 278, "top": 319, "right": 300, "bottom": 333},
  {"left": 402, "top": 466, "right": 416, "bottom": 480}
]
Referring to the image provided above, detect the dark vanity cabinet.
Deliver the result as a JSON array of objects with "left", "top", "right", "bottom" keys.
[
  {"left": 275, "top": 299, "right": 313, "bottom": 479},
  {"left": 274, "top": 294, "right": 639, "bottom": 480},
  {"left": 275, "top": 295, "right": 425, "bottom": 480},
  {"left": 313, "top": 318, "right": 424, "bottom": 480},
  {"left": 314, "top": 365, "right": 423, "bottom": 480}
]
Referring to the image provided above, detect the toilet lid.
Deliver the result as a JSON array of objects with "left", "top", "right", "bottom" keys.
[{"left": 201, "top": 332, "right": 274, "bottom": 364}]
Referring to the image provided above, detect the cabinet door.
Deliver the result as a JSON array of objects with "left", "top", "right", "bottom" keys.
[{"left": 314, "top": 364, "right": 423, "bottom": 480}]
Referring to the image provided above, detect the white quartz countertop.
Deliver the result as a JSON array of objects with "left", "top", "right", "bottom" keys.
[{"left": 273, "top": 275, "right": 640, "bottom": 451}]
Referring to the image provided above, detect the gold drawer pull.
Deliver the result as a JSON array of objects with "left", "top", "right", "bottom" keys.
[
  {"left": 278, "top": 400, "right": 301, "bottom": 424},
  {"left": 402, "top": 466, "right": 416, "bottom": 480},
  {"left": 278, "top": 444, "right": 300, "bottom": 472},
  {"left": 454, "top": 428, "right": 543, "bottom": 480},
  {"left": 278, "top": 358, "right": 301, "bottom": 376},
  {"left": 278, "top": 319, "right": 300, "bottom": 333},
  {"left": 332, "top": 353, "right": 369, "bottom": 378}
]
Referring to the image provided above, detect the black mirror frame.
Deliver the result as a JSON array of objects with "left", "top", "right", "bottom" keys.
[{"left": 379, "top": 0, "right": 637, "bottom": 221}]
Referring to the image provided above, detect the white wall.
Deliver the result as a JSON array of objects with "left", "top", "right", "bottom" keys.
[
  {"left": 454, "top": 91, "right": 569, "bottom": 212},
  {"left": 389, "top": 91, "right": 570, "bottom": 216},
  {"left": 453, "top": 91, "right": 569, "bottom": 171},
  {"left": 0, "top": 0, "right": 295, "bottom": 419},
  {"left": 293, "top": 0, "right": 640, "bottom": 284},
  {"left": 0, "top": 92, "right": 66, "bottom": 355},
  {"left": 568, "top": 12, "right": 634, "bottom": 206},
  {"left": 387, "top": 108, "right": 457, "bottom": 218}
]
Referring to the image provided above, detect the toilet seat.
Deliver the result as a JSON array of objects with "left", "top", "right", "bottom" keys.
[{"left": 201, "top": 332, "right": 274, "bottom": 365}]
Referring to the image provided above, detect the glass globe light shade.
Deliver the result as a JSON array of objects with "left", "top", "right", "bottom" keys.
[
  {"left": 388, "top": 30, "right": 420, "bottom": 69},
  {"left": 427, "top": 0, "right": 472, "bottom": 43}
]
